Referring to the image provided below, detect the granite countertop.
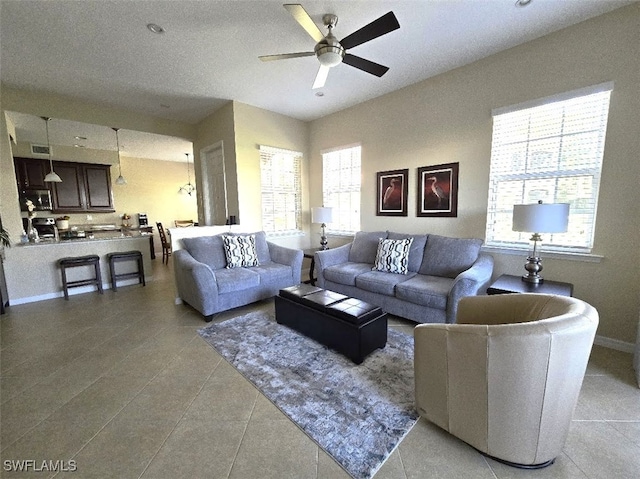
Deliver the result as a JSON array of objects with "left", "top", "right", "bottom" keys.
[{"left": 17, "top": 234, "right": 151, "bottom": 247}]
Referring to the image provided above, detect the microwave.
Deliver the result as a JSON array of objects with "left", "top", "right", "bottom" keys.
[{"left": 20, "top": 189, "right": 52, "bottom": 211}]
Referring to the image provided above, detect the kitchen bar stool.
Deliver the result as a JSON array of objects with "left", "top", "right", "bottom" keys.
[
  {"left": 58, "top": 255, "right": 103, "bottom": 300},
  {"left": 107, "top": 251, "right": 145, "bottom": 291}
]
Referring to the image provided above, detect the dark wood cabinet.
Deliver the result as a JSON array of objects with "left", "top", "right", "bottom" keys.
[
  {"left": 14, "top": 157, "right": 47, "bottom": 189},
  {"left": 50, "top": 163, "right": 86, "bottom": 211},
  {"left": 51, "top": 162, "right": 114, "bottom": 213},
  {"left": 84, "top": 165, "right": 114, "bottom": 210},
  {"left": 13, "top": 157, "right": 115, "bottom": 214}
]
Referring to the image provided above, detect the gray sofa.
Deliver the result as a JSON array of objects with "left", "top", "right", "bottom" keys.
[
  {"left": 315, "top": 231, "right": 494, "bottom": 324},
  {"left": 174, "top": 231, "right": 303, "bottom": 321}
]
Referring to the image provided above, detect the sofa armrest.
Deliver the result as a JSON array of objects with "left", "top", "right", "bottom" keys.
[
  {"left": 174, "top": 249, "right": 219, "bottom": 316},
  {"left": 314, "top": 243, "right": 352, "bottom": 288},
  {"left": 445, "top": 253, "right": 494, "bottom": 323},
  {"left": 267, "top": 242, "right": 304, "bottom": 284}
]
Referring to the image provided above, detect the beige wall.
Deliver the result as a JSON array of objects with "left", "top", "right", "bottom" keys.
[
  {"left": 309, "top": 4, "right": 640, "bottom": 344},
  {"left": 232, "top": 102, "right": 310, "bottom": 249},
  {"left": 194, "top": 101, "right": 238, "bottom": 225},
  {"left": 109, "top": 155, "right": 198, "bottom": 252}
]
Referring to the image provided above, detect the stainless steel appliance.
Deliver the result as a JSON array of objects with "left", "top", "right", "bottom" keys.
[
  {"left": 19, "top": 189, "right": 52, "bottom": 211},
  {"left": 24, "top": 217, "right": 56, "bottom": 239}
]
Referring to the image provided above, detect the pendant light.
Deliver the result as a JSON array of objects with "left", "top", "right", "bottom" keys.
[
  {"left": 112, "top": 127, "right": 127, "bottom": 185},
  {"left": 179, "top": 153, "right": 195, "bottom": 196},
  {"left": 42, "top": 117, "right": 62, "bottom": 183}
]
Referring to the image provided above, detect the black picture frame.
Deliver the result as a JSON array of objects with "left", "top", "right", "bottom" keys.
[
  {"left": 376, "top": 169, "right": 408, "bottom": 216},
  {"left": 417, "top": 162, "right": 459, "bottom": 217}
]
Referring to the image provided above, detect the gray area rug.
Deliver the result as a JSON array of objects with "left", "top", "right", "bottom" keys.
[{"left": 198, "top": 311, "right": 418, "bottom": 479}]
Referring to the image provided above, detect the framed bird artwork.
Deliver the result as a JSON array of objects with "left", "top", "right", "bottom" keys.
[
  {"left": 417, "top": 162, "right": 459, "bottom": 217},
  {"left": 376, "top": 169, "right": 408, "bottom": 216}
]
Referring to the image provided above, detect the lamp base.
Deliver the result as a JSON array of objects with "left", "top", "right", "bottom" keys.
[
  {"left": 319, "top": 223, "right": 329, "bottom": 250},
  {"left": 522, "top": 256, "right": 544, "bottom": 284}
]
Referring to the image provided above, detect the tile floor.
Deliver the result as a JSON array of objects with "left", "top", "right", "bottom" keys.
[{"left": 1, "top": 261, "right": 639, "bottom": 478}]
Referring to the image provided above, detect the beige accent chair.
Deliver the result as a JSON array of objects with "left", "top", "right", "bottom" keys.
[{"left": 414, "top": 293, "right": 598, "bottom": 468}]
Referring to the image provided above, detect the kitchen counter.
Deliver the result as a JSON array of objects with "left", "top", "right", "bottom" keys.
[
  {"left": 18, "top": 232, "right": 152, "bottom": 247},
  {"left": 3, "top": 235, "right": 153, "bottom": 304}
]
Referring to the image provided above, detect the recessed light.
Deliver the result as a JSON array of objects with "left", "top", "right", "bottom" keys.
[
  {"left": 74, "top": 136, "right": 87, "bottom": 140},
  {"left": 73, "top": 144, "right": 86, "bottom": 148},
  {"left": 315, "top": 92, "right": 324, "bottom": 97},
  {"left": 515, "top": 0, "right": 533, "bottom": 7},
  {"left": 147, "top": 23, "right": 165, "bottom": 34}
]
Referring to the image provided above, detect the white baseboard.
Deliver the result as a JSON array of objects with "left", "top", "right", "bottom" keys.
[
  {"left": 594, "top": 335, "right": 635, "bottom": 354},
  {"left": 9, "top": 277, "right": 152, "bottom": 305}
]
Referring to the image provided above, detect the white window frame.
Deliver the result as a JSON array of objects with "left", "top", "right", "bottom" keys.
[
  {"left": 259, "top": 145, "right": 303, "bottom": 237},
  {"left": 322, "top": 144, "right": 362, "bottom": 235},
  {"left": 485, "top": 82, "right": 613, "bottom": 254}
]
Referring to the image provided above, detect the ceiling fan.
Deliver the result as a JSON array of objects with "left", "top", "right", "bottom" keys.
[{"left": 259, "top": 4, "right": 400, "bottom": 89}]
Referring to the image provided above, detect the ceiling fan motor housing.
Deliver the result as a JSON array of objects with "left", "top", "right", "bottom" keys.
[{"left": 315, "top": 32, "right": 344, "bottom": 67}]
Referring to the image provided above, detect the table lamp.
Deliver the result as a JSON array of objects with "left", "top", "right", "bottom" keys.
[
  {"left": 512, "top": 201, "right": 570, "bottom": 284},
  {"left": 311, "top": 207, "right": 333, "bottom": 250}
]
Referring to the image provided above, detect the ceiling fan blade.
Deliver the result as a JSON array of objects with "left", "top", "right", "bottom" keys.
[
  {"left": 312, "top": 65, "right": 330, "bottom": 89},
  {"left": 284, "top": 4, "right": 325, "bottom": 43},
  {"left": 343, "top": 54, "right": 389, "bottom": 77},
  {"left": 259, "top": 52, "right": 315, "bottom": 62},
  {"left": 340, "top": 11, "right": 400, "bottom": 50}
]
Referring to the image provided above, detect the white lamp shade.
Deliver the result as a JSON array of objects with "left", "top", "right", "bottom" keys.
[
  {"left": 512, "top": 203, "right": 570, "bottom": 233},
  {"left": 311, "top": 207, "right": 333, "bottom": 224}
]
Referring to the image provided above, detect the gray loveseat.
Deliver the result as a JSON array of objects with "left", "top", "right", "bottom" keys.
[
  {"left": 174, "top": 231, "right": 303, "bottom": 321},
  {"left": 315, "top": 231, "right": 494, "bottom": 324}
]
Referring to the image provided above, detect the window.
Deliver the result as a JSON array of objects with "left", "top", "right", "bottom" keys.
[
  {"left": 260, "top": 145, "right": 302, "bottom": 235},
  {"left": 322, "top": 145, "right": 361, "bottom": 234},
  {"left": 485, "top": 83, "right": 612, "bottom": 253}
]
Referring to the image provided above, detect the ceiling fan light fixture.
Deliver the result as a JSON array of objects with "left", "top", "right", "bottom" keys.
[{"left": 316, "top": 45, "right": 344, "bottom": 67}]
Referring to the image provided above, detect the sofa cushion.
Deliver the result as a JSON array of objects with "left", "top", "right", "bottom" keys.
[
  {"left": 419, "top": 235, "right": 483, "bottom": 278},
  {"left": 250, "top": 261, "right": 293, "bottom": 282},
  {"left": 214, "top": 267, "right": 260, "bottom": 294},
  {"left": 227, "top": 231, "right": 270, "bottom": 264},
  {"left": 324, "top": 262, "right": 374, "bottom": 286},
  {"left": 372, "top": 238, "right": 413, "bottom": 274},
  {"left": 181, "top": 235, "right": 227, "bottom": 271},
  {"left": 395, "top": 275, "right": 453, "bottom": 310},
  {"left": 348, "top": 231, "right": 388, "bottom": 264},
  {"left": 387, "top": 232, "right": 428, "bottom": 273},
  {"left": 222, "top": 234, "right": 260, "bottom": 269},
  {"left": 356, "top": 271, "right": 417, "bottom": 296}
]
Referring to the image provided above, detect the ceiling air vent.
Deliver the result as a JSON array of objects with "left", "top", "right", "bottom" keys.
[{"left": 30, "top": 144, "right": 51, "bottom": 156}]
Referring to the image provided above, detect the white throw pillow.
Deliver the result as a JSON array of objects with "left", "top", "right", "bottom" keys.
[
  {"left": 372, "top": 237, "right": 414, "bottom": 275},
  {"left": 222, "top": 234, "right": 260, "bottom": 269}
]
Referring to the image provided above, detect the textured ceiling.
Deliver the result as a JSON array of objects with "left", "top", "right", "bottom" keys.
[{"left": 1, "top": 0, "right": 632, "bottom": 160}]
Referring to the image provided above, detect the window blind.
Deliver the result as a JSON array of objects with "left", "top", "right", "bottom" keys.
[
  {"left": 485, "top": 84, "right": 612, "bottom": 253},
  {"left": 322, "top": 145, "right": 362, "bottom": 235},
  {"left": 259, "top": 145, "right": 302, "bottom": 235}
]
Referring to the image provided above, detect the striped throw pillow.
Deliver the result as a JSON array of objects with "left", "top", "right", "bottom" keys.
[
  {"left": 222, "top": 234, "right": 260, "bottom": 269},
  {"left": 372, "top": 237, "right": 414, "bottom": 274}
]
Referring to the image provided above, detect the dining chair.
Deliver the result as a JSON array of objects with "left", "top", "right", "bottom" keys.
[
  {"left": 156, "top": 222, "right": 172, "bottom": 264},
  {"left": 174, "top": 219, "right": 195, "bottom": 227}
]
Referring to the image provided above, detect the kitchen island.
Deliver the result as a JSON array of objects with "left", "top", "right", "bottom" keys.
[{"left": 3, "top": 235, "right": 153, "bottom": 305}]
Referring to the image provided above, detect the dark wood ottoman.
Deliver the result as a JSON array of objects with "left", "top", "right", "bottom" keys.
[{"left": 275, "top": 284, "right": 388, "bottom": 364}]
